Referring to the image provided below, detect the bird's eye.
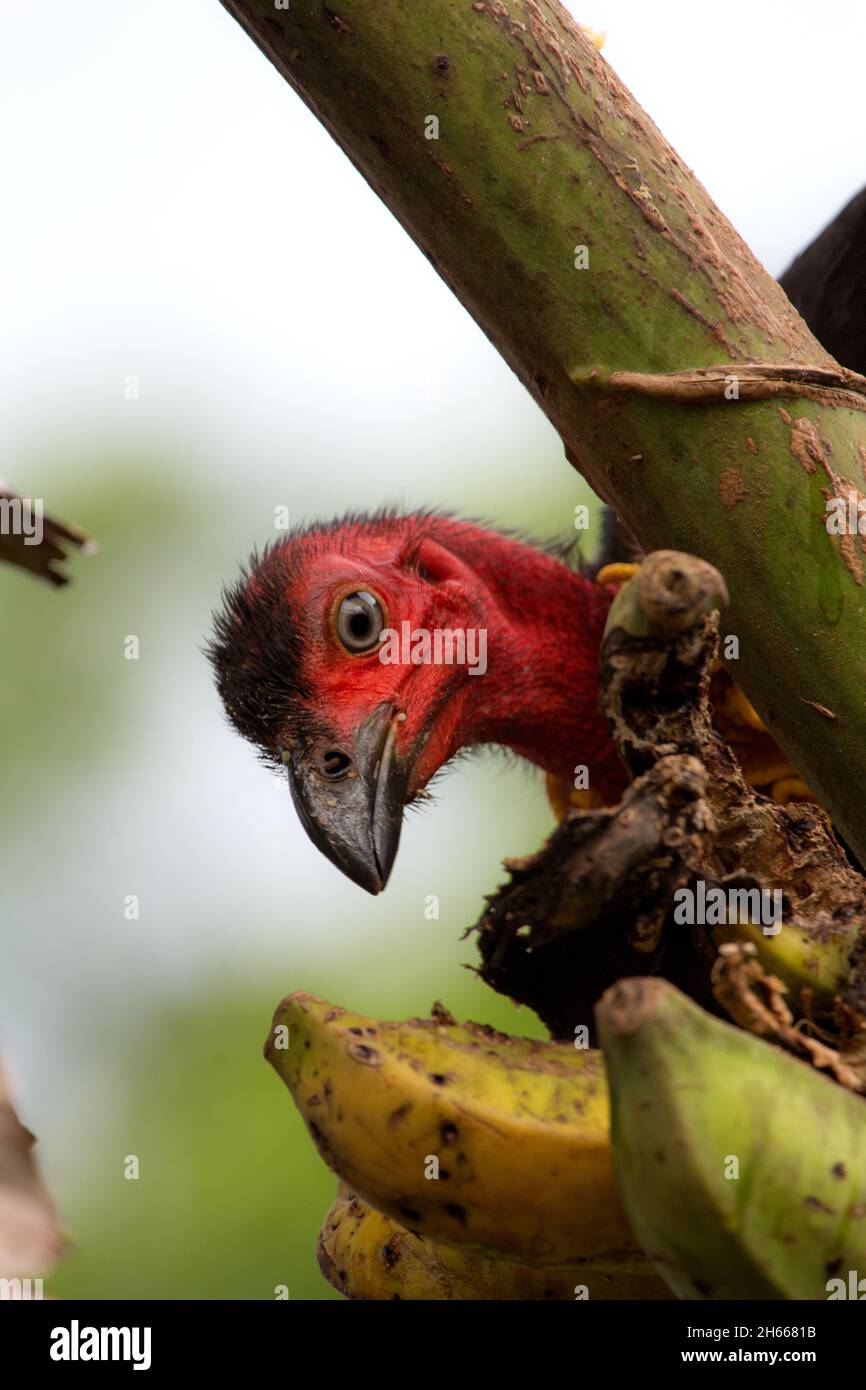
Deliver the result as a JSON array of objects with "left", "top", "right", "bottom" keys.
[{"left": 335, "top": 590, "right": 386, "bottom": 654}]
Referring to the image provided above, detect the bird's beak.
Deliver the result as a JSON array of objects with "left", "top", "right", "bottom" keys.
[{"left": 285, "top": 702, "right": 411, "bottom": 895}]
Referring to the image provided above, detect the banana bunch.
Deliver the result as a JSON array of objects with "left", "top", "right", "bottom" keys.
[
  {"left": 269, "top": 982, "right": 866, "bottom": 1298},
  {"left": 267, "top": 992, "right": 670, "bottom": 1296},
  {"left": 596, "top": 977, "right": 866, "bottom": 1299}
]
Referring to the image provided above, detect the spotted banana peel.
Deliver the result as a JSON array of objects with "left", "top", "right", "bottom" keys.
[
  {"left": 596, "top": 977, "right": 866, "bottom": 1300},
  {"left": 318, "top": 1184, "right": 671, "bottom": 1301},
  {"left": 266, "top": 992, "right": 642, "bottom": 1269}
]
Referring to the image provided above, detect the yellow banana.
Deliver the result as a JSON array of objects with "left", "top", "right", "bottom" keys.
[
  {"left": 266, "top": 992, "right": 638, "bottom": 1266},
  {"left": 319, "top": 1184, "right": 672, "bottom": 1300}
]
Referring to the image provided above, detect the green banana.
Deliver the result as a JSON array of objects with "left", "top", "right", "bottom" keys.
[
  {"left": 596, "top": 977, "right": 866, "bottom": 1299},
  {"left": 266, "top": 992, "right": 640, "bottom": 1266},
  {"left": 712, "top": 916, "right": 855, "bottom": 1005},
  {"left": 319, "top": 1184, "right": 672, "bottom": 1300}
]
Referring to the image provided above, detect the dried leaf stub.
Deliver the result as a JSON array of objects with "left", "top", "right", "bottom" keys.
[
  {"left": 0, "top": 1065, "right": 63, "bottom": 1279},
  {"left": 0, "top": 485, "right": 93, "bottom": 587},
  {"left": 712, "top": 942, "right": 866, "bottom": 1094}
]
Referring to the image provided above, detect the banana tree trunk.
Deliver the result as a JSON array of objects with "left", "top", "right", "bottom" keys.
[{"left": 219, "top": 0, "right": 866, "bottom": 863}]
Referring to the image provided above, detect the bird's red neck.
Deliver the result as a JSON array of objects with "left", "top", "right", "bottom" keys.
[
  {"left": 416, "top": 518, "right": 625, "bottom": 802},
  {"left": 210, "top": 509, "right": 630, "bottom": 895}
]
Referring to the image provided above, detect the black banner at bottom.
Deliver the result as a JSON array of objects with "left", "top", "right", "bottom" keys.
[{"left": 1, "top": 1297, "right": 860, "bottom": 1375}]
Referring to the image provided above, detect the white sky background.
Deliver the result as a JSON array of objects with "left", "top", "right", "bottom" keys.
[
  {"left": 2, "top": 0, "right": 863, "bottom": 463},
  {"left": 1, "top": 0, "right": 865, "bottom": 1156}
]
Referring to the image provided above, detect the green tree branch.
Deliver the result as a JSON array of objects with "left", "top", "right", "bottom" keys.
[{"left": 220, "top": 0, "right": 866, "bottom": 861}]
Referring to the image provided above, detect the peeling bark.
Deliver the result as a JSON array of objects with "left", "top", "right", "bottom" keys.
[{"left": 581, "top": 362, "right": 866, "bottom": 411}]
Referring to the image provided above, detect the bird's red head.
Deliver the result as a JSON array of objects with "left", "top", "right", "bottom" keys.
[{"left": 209, "top": 509, "right": 621, "bottom": 893}]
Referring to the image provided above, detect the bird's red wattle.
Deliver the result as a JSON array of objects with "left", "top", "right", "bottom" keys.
[{"left": 209, "top": 510, "right": 628, "bottom": 889}]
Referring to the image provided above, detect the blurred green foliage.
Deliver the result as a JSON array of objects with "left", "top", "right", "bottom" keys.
[
  {"left": 49, "top": 975, "right": 549, "bottom": 1300},
  {"left": 1, "top": 435, "right": 597, "bottom": 1299}
]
